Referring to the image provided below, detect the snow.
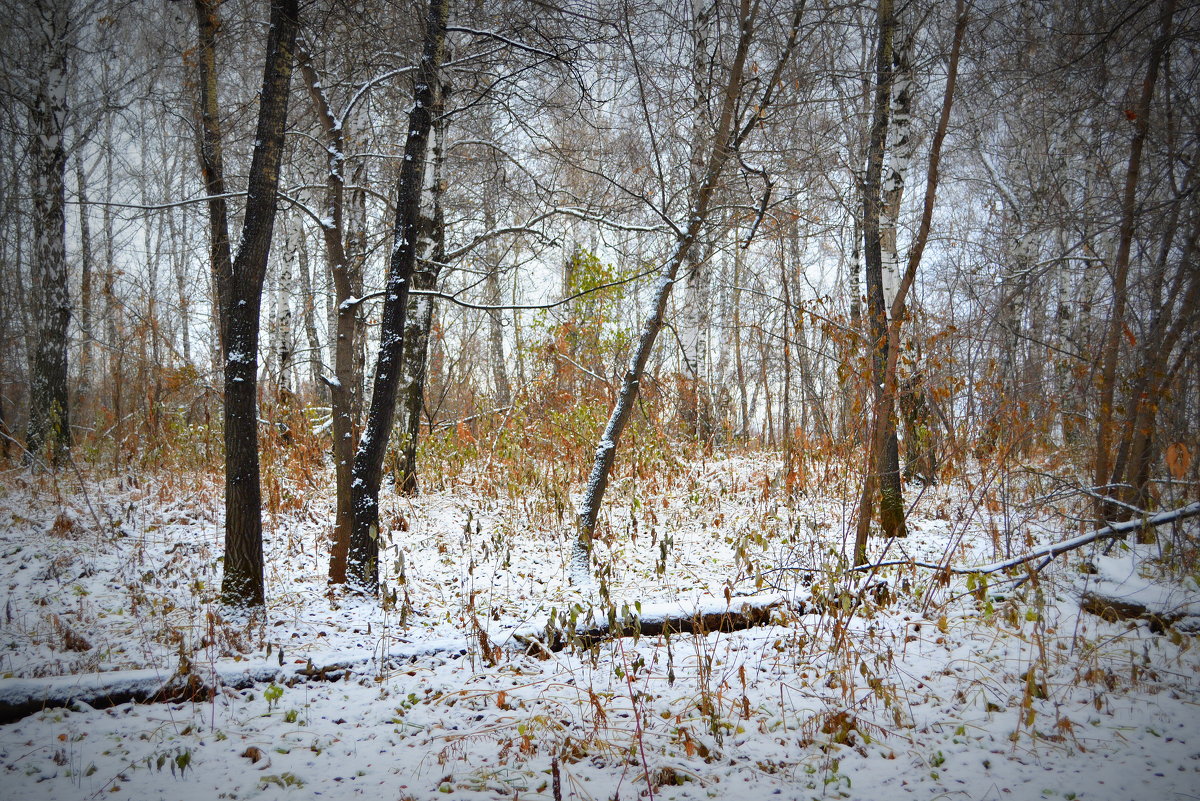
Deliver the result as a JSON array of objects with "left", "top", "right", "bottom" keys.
[{"left": 1, "top": 457, "right": 1198, "bottom": 800}]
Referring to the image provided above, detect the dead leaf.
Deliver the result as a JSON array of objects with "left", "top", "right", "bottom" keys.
[{"left": 1166, "top": 443, "right": 1193, "bottom": 480}]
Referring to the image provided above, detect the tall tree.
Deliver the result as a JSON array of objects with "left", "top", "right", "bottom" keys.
[
  {"left": 192, "top": 0, "right": 233, "bottom": 353},
  {"left": 192, "top": 0, "right": 300, "bottom": 607},
  {"left": 570, "top": 0, "right": 804, "bottom": 584},
  {"left": 393, "top": 95, "right": 447, "bottom": 497},
  {"left": 856, "top": 0, "right": 907, "bottom": 545},
  {"left": 347, "top": 0, "right": 450, "bottom": 592},
  {"left": 295, "top": 35, "right": 363, "bottom": 583},
  {"left": 1093, "top": 0, "right": 1175, "bottom": 523},
  {"left": 25, "top": 1, "right": 73, "bottom": 464},
  {"left": 854, "top": 0, "right": 966, "bottom": 564}
]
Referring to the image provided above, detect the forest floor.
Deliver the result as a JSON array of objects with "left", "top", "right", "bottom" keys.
[{"left": 0, "top": 451, "right": 1198, "bottom": 800}]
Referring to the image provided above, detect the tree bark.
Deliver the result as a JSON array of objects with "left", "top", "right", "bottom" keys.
[
  {"left": 482, "top": 155, "right": 511, "bottom": 408},
  {"left": 296, "top": 228, "right": 321, "bottom": 395},
  {"left": 347, "top": 0, "right": 449, "bottom": 593},
  {"left": 1094, "top": 0, "right": 1175, "bottom": 524},
  {"left": 1109, "top": 188, "right": 1199, "bottom": 517},
  {"left": 74, "top": 154, "right": 94, "bottom": 412},
  {"left": 394, "top": 104, "right": 447, "bottom": 496},
  {"left": 854, "top": 0, "right": 906, "bottom": 559},
  {"left": 571, "top": 0, "right": 802, "bottom": 584},
  {"left": 192, "top": 0, "right": 300, "bottom": 607},
  {"left": 26, "top": 7, "right": 71, "bottom": 465},
  {"left": 192, "top": 0, "right": 233, "bottom": 353},
  {"left": 854, "top": 0, "right": 966, "bottom": 563}
]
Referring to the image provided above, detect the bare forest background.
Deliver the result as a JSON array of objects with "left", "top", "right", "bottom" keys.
[{"left": 1, "top": 0, "right": 1197, "bottom": 607}]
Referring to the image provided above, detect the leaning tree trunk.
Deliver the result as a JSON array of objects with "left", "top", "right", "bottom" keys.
[
  {"left": 570, "top": 0, "right": 803, "bottom": 584},
  {"left": 26, "top": 11, "right": 71, "bottom": 465},
  {"left": 193, "top": 0, "right": 299, "bottom": 607},
  {"left": 347, "top": 0, "right": 449, "bottom": 593}
]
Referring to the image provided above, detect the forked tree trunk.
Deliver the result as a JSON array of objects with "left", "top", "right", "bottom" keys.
[
  {"left": 1094, "top": 0, "right": 1175, "bottom": 524},
  {"left": 855, "top": 0, "right": 907, "bottom": 554},
  {"left": 855, "top": 0, "right": 966, "bottom": 564},
  {"left": 394, "top": 106, "right": 446, "bottom": 496},
  {"left": 1109, "top": 202, "right": 1199, "bottom": 517},
  {"left": 193, "top": 0, "right": 300, "bottom": 607}
]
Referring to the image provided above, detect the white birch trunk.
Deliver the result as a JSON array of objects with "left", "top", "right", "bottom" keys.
[{"left": 880, "top": 36, "right": 914, "bottom": 316}]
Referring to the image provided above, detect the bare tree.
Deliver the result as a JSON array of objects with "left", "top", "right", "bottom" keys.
[
  {"left": 1094, "top": 0, "right": 1176, "bottom": 523},
  {"left": 570, "top": 0, "right": 804, "bottom": 584},
  {"left": 24, "top": 1, "right": 74, "bottom": 463},
  {"left": 347, "top": 0, "right": 450, "bottom": 593},
  {"left": 192, "top": 0, "right": 300, "bottom": 607}
]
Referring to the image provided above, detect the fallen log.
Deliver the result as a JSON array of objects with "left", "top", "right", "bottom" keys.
[
  {"left": 0, "top": 664, "right": 284, "bottom": 726},
  {"left": 0, "top": 641, "right": 465, "bottom": 725},
  {"left": 513, "top": 593, "right": 802, "bottom": 656},
  {"left": 0, "top": 594, "right": 804, "bottom": 724},
  {"left": 1079, "top": 590, "right": 1200, "bottom": 634}
]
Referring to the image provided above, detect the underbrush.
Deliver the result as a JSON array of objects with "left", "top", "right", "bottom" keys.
[{"left": 1, "top": 420, "right": 1198, "bottom": 799}]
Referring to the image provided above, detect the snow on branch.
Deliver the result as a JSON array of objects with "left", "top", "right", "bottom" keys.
[{"left": 852, "top": 502, "right": 1200, "bottom": 576}]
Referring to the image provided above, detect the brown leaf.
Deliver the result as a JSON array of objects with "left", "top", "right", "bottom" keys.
[{"left": 1166, "top": 443, "right": 1193, "bottom": 481}]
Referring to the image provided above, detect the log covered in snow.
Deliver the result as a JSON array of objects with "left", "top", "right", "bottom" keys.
[{"left": 514, "top": 593, "right": 802, "bottom": 655}]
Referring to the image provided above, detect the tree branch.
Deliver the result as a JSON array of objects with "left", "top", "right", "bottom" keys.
[{"left": 851, "top": 502, "right": 1200, "bottom": 576}]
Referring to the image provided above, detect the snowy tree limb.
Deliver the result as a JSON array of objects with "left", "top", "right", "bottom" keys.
[{"left": 851, "top": 502, "right": 1200, "bottom": 576}]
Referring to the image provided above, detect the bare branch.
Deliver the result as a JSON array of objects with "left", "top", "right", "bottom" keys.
[{"left": 852, "top": 502, "right": 1200, "bottom": 576}]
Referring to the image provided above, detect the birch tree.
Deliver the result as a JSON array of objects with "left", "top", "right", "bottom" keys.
[
  {"left": 24, "top": 1, "right": 74, "bottom": 463},
  {"left": 854, "top": 0, "right": 965, "bottom": 564},
  {"left": 855, "top": 0, "right": 907, "bottom": 545},
  {"left": 570, "top": 0, "right": 804, "bottom": 585}
]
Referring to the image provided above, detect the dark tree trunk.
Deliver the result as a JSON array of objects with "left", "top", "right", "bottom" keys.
[
  {"left": 1094, "top": 0, "right": 1175, "bottom": 524},
  {"left": 854, "top": 0, "right": 907, "bottom": 564},
  {"left": 192, "top": 0, "right": 233, "bottom": 352},
  {"left": 348, "top": 0, "right": 449, "bottom": 592},
  {"left": 1109, "top": 202, "right": 1199, "bottom": 518},
  {"left": 192, "top": 0, "right": 300, "bottom": 607}
]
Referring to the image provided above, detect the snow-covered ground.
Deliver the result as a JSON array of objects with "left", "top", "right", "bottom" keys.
[{"left": 1, "top": 455, "right": 1198, "bottom": 800}]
